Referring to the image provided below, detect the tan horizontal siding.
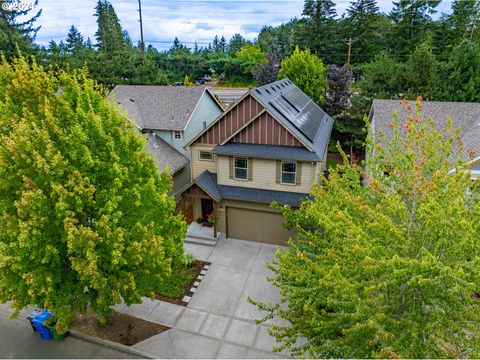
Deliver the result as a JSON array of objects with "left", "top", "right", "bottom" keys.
[
  {"left": 191, "top": 144, "right": 217, "bottom": 178},
  {"left": 217, "top": 155, "right": 316, "bottom": 193}
]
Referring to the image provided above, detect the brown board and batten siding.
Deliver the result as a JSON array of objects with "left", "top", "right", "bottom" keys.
[
  {"left": 230, "top": 112, "right": 303, "bottom": 147},
  {"left": 194, "top": 94, "right": 264, "bottom": 145}
]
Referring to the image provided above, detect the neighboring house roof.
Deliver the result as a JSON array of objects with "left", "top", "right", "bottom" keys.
[
  {"left": 194, "top": 170, "right": 310, "bottom": 206},
  {"left": 370, "top": 99, "right": 480, "bottom": 162},
  {"left": 109, "top": 85, "right": 221, "bottom": 131},
  {"left": 145, "top": 133, "right": 189, "bottom": 174},
  {"left": 211, "top": 143, "right": 321, "bottom": 161},
  {"left": 249, "top": 79, "right": 334, "bottom": 161}
]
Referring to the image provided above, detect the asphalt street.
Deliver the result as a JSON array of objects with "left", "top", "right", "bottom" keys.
[{"left": 0, "top": 312, "right": 140, "bottom": 359}]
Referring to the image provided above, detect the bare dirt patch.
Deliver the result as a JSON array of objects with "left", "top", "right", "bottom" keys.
[{"left": 71, "top": 310, "right": 168, "bottom": 346}]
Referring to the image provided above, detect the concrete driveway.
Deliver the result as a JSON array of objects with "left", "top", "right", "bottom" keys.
[{"left": 132, "top": 237, "right": 289, "bottom": 359}]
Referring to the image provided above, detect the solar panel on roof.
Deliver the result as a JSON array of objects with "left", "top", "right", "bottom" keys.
[
  {"left": 270, "top": 98, "right": 299, "bottom": 120},
  {"left": 293, "top": 102, "right": 326, "bottom": 142},
  {"left": 283, "top": 88, "right": 309, "bottom": 110},
  {"left": 268, "top": 102, "right": 289, "bottom": 121}
]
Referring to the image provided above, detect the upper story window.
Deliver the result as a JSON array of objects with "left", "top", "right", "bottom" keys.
[
  {"left": 281, "top": 160, "right": 297, "bottom": 185},
  {"left": 174, "top": 131, "right": 182, "bottom": 140},
  {"left": 234, "top": 157, "right": 248, "bottom": 180},
  {"left": 199, "top": 151, "right": 213, "bottom": 161}
]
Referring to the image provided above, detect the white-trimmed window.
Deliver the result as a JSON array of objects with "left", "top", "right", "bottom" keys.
[
  {"left": 234, "top": 157, "right": 248, "bottom": 180},
  {"left": 281, "top": 160, "right": 297, "bottom": 185},
  {"left": 174, "top": 131, "right": 182, "bottom": 139},
  {"left": 199, "top": 151, "right": 213, "bottom": 161}
]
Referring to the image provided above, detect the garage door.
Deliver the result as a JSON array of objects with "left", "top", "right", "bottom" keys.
[{"left": 227, "top": 207, "right": 291, "bottom": 245}]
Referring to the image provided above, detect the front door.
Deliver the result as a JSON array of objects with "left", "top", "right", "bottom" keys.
[{"left": 201, "top": 198, "right": 214, "bottom": 221}]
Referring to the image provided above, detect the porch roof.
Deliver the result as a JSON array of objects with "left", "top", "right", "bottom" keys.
[
  {"left": 194, "top": 170, "right": 311, "bottom": 206},
  {"left": 211, "top": 143, "right": 321, "bottom": 161}
]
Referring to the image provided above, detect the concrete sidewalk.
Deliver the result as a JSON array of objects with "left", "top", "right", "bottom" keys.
[{"left": 130, "top": 238, "right": 289, "bottom": 359}]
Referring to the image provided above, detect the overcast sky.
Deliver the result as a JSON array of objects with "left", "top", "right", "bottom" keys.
[{"left": 33, "top": 0, "right": 454, "bottom": 51}]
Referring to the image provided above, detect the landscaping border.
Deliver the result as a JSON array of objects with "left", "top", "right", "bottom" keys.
[{"left": 69, "top": 329, "right": 154, "bottom": 359}]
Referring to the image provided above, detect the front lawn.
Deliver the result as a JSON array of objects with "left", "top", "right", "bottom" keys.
[
  {"left": 144, "top": 258, "right": 210, "bottom": 306},
  {"left": 157, "top": 265, "right": 199, "bottom": 298}
]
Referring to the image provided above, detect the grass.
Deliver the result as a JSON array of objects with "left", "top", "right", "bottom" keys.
[{"left": 156, "top": 265, "right": 197, "bottom": 298}]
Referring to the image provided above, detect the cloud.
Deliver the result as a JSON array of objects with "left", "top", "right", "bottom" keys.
[
  {"left": 195, "top": 22, "right": 216, "bottom": 31},
  {"left": 29, "top": 0, "right": 453, "bottom": 51}
]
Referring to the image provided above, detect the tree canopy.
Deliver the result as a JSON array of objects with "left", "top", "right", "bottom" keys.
[
  {"left": 254, "top": 100, "right": 480, "bottom": 358},
  {"left": 0, "top": 57, "right": 186, "bottom": 332},
  {"left": 277, "top": 46, "right": 327, "bottom": 106}
]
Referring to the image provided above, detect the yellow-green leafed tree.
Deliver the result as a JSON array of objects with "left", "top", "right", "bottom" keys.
[
  {"left": 277, "top": 46, "right": 327, "bottom": 106},
  {"left": 253, "top": 99, "right": 480, "bottom": 358},
  {"left": 0, "top": 57, "right": 186, "bottom": 333}
]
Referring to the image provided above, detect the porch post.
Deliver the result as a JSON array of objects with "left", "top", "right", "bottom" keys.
[{"left": 214, "top": 202, "right": 218, "bottom": 239}]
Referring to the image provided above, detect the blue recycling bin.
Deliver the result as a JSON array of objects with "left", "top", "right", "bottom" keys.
[
  {"left": 27, "top": 310, "right": 42, "bottom": 332},
  {"left": 32, "top": 310, "right": 52, "bottom": 340}
]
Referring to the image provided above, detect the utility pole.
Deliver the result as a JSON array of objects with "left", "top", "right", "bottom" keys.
[
  {"left": 138, "top": 0, "right": 145, "bottom": 62},
  {"left": 347, "top": 37, "right": 352, "bottom": 66}
]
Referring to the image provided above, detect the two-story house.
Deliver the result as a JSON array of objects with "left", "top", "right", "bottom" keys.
[
  {"left": 109, "top": 85, "right": 224, "bottom": 196},
  {"left": 180, "top": 79, "right": 334, "bottom": 245}
]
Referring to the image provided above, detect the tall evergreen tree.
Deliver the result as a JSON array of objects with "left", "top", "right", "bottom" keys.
[
  {"left": 387, "top": 0, "right": 441, "bottom": 58},
  {"left": 405, "top": 43, "right": 438, "bottom": 99},
  {"left": 228, "top": 33, "right": 247, "bottom": 56},
  {"left": 65, "top": 25, "right": 84, "bottom": 53},
  {"left": 219, "top": 36, "right": 227, "bottom": 56},
  {"left": 298, "top": 0, "right": 341, "bottom": 64},
  {"left": 344, "top": 0, "right": 384, "bottom": 64},
  {"left": 170, "top": 37, "right": 182, "bottom": 52},
  {"left": 212, "top": 35, "right": 221, "bottom": 53},
  {"left": 0, "top": 0, "right": 42, "bottom": 58},
  {"left": 303, "top": 0, "right": 337, "bottom": 21},
  {"left": 446, "top": 0, "right": 480, "bottom": 43},
  {"left": 94, "top": 0, "right": 129, "bottom": 55}
]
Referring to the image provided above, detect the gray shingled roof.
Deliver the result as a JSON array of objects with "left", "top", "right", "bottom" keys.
[
  {"left": 195, "top": 170, "right": 310, "bottom": 206},
  {"left": 109, "top": 85, "right": 208, "bottom": 131},
  {"left": 211, "top": 143, "right": 321, "bottom": 161},
  {"left": 195, "top": 170, "right": 222, "bottom": 202},
  {"left": 249, "top": 79, "right": 334, "bottom": 161},
  {"left": 145, "top": 133, "right": 189, "bottom": 174},
  {"left": 370, "top": 100, "right": 480, "bottom": 162}
]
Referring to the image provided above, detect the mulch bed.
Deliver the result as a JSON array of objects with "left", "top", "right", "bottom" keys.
[
  {"left": 154, "top": 260, "right": 210, "bottom": 306},
  {"left": 70, "top": 310, "right": 168, "bottom": 346}
]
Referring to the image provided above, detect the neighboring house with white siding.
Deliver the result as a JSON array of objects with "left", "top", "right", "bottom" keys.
[{"left": 109, "top": 85, "right": 224, "bottom": 196}]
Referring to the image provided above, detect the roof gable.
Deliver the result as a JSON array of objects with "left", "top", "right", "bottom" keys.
[
  {"left": 192, "top": 94, "right": 264, "bottom": 145},
  {"left": 249, "top": 79, "right": 333, "bottom": 159}
]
